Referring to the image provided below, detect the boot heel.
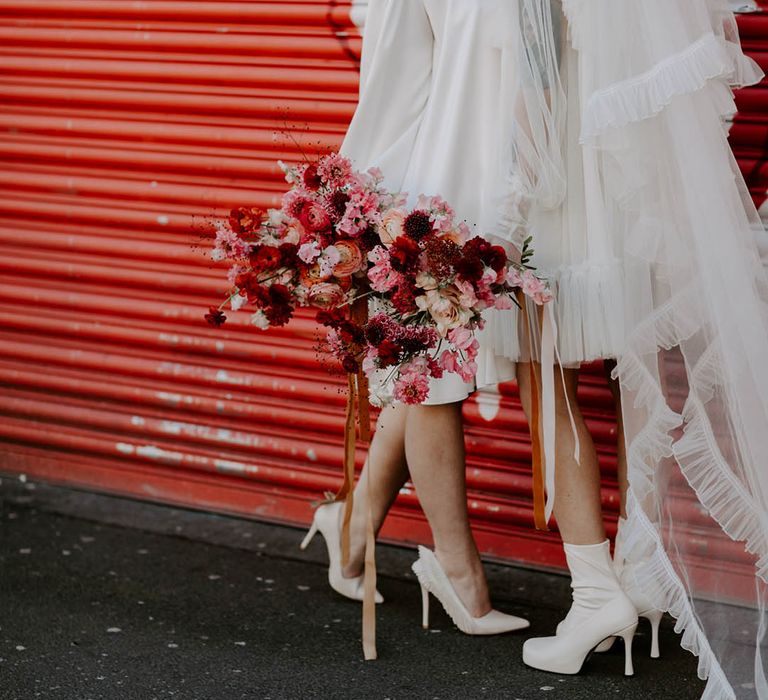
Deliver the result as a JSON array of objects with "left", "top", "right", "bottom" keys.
[
  {"left": 300, "top": 518, "right": 319, "bottom": 550},
  {"left": 618, "top": 623, "right": 638, "bottom": 676},
  {"left": 420, "top": 584, "right": 430, "bottom": 629},
  {"left": 644, "top": 609, "right": 663, "bottom": 659}
]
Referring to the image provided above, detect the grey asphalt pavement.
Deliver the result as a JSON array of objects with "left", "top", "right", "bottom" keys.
[{"left": 0, "top": 474, "right": 706, "bottom": 700}]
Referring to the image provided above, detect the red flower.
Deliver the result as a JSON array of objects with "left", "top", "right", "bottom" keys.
[
  {"left": 485, "top": 245, "right": 507, "bottom": 273},
  {"left": 250, "top": 245, "right": 281, "bottom": 272},
  {"left": 298, "top": 202, "right": 332, "bottom": 233},
  {"left": 391, "top": 283, "right": 418, "bottom": 314},
  {"left": 229, "top": 207, "right": 264, "bottom": 235},
  {"left": 326, "top": 190, "right": 351, "bottom": 221},
  {"left": 390, "top": 236, "right": 421, "bottom": 273},
  {"left": 341, "top": 355, "right": 359, "bottom": 374},
  {"left": 303, "top": 164, "right": 323, "bottom": 190},
  {"left": 264, "top": 285, "right": 294, "bottom": 326},
  {"left": 376, "top": 339, "right": 402, "bottom": 368},
  {"left": 316, "top": 308, "right": 347, "bottom": 327},
  {"left": 403, "top": 210, "right": 434, "bottom": 241},
  {"left": 455, "top": 255, "right": 484, "bottom": 283},
  {"left": 205, "top": 306, "right": 227, "bottom": 327},
  {"left": 244, "top": 281, "right": 270, "bottom": 307},
  {"left": 278, "top": 242, "right": 299, "bottom": 267}
]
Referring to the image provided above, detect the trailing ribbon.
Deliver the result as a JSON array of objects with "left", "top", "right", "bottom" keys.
[
  {"left": 332, "top": 295, "right": 377, "bottom": 660},
  {"left": 520, "top": 292, "right": 549, "bottom": 531},
  {"left": 519, "top": 292, "right": 581, "bottom": 531}
]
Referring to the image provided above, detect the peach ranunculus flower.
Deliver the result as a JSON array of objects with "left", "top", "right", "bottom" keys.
[
  {"left": 415, "top": 281, "right": 476, "bottom": 337},
  {"left": 333, "top": 240, "right": 364, "bottom": 277},
  {"left": 378, "top": 208, "right": 407, "bottom": 246}
]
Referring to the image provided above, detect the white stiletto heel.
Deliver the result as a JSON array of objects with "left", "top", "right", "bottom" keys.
[
  {"left": 299, "top": 501, "right": 383, "bottom": 604},
  {"left": 619, "top": 623, "right": 638, "bottom": 676},
  {"left": 644, "top": 608, "right": 663, "bottom": 659},
  {"left": 411, "top": 546, "right": 529, "bottom": 635},
  {"left": 420, "top": 584, "right": 430, "bottom": 629}
]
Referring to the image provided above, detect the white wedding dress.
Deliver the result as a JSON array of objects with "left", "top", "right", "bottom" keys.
[{"left": 342, "top": 2, "right": 768, "bottom": 697}]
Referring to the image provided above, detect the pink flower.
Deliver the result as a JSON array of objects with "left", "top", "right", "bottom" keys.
[
  {"left": 521, "top": 270, "right": 554, "bottom": 305},
  {"left": 393, "top": 372, "right": 430, "bottom": 405},
  {"left": 415, "top": 282, "right": 476, "bottom": 337},
  {"left": 211, "top": 224, "right": 249, "bottom": 261},
  {"left": 298, "top": 241, "right": 321, "bottom": 263},
  {"left": 439, "top": 349, "right": 461, "bottom": 374},
  {"left": 317, "top": 153, "right": 353, "bottom": 188},
  {"left": 457, "top": 359, "right": 477, "bottom": 382},
  {"left": 318, "top": 246, "right": 342, "bottom": 277},
  {"left": 494, "top": 294, "right": 515, "bottom": 310},
  {"left": 447, "top": 327, "right": 473, "bottom": 351},
  {"left": 368, "top": 246, "right": 401, "bottom": 292},
  {"left": 378, "top": 209, "right": 406, "bottom": 247},
  {"left": 506, "top": 268, "right": 524, "bottom": 287}
]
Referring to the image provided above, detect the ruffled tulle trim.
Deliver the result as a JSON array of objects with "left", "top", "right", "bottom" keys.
[
  {"left": 675, "top": 394, "right": 768, "bottom": 582},
  {"left": 486, "top": 259, "right": 626, "bottom": 366},
  {"left": 621, "top": 497, "right": 737, "bottom": 700},
  {"left": 616, "top": 349, "right": 738, "bottom": 698},
  {"left": 580, "top": 32, "right": 754, "bottom": 143}
]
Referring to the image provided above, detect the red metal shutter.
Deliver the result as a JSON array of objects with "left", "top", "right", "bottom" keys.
[{"left": 0, "top": 1, "right": 764, "bottom": 582}]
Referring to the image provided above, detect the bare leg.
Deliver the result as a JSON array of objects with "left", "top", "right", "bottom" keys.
[
  {"left": 343, "top": 403, "right": 410, "bottom": 579},
  {"left": 603, "top": 359, "right": 628, "bottom": 519},
  {"left": 404, "top": 402, "right": 492, "bottom": 617},
  {"left": 516, "top": 363, "right": 605, "bottom": 545}
]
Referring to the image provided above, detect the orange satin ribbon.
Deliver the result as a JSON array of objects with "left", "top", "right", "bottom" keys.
[
  {"left": 333, "top": 296, "right": 377, "bottom": 660},
  {"left": 519, "top": 291, "right": 549, "bottom": 531}
]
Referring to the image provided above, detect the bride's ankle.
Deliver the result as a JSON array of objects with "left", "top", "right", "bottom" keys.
[{"left": 434, "top": 549, "right": 492, "bottom": 617}]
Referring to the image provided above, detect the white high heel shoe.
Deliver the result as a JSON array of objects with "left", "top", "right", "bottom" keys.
[
  {"left": 556, "top": 525, "right": 665, "bottom": 659},
  {"left": 300, "top": 501, "right": 384, "bottom": 604},
  {"left": 614, "top": 518, "right": 664, "bottom": 659},
  {"left": 411, "top": 546, "right": 529, "bottom": 635},
  {"left": 523, "top": 540, "right": 638, "bottom": 675}
]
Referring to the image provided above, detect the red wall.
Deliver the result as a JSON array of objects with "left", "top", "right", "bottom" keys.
[{"left": 0, "top": 1, "right": 765, "bottom": 576}]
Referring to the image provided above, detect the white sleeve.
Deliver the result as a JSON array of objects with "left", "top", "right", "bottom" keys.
[{"left": 340, "top": 0, "right": 434, "bottom": 187}]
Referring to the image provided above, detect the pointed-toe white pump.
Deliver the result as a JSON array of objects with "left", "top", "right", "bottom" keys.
[
  {"left": 411, "top": 546, "right": 529, "bottom": 635},
  {"left": 300, "top": 501, "right": 384, "bottom": 604}
]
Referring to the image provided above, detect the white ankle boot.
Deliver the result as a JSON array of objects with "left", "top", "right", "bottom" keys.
[
  {"left": 523, "top": 540, "right": 638, "bottom": 675},
  {"left": 412, "top": 546, "right": 529, "bottom": 635},
  {"left": 300, "top": 501, "right": 384, "bottom": 604},
  {"left": 614, "top": 517, "right": 664, "bottom": 658}
]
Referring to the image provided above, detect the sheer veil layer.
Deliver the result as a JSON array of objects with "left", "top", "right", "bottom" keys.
[{"left": 514, "top": 1, "right": 768, "bottom": 696}]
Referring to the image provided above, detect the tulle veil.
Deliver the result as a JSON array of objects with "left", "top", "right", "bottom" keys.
[{"left": 511, "top": 1, "right": 768, "bottom": 697}]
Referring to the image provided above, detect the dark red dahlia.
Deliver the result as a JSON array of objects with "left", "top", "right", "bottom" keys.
[
  {"left": 455, "top": 255, "right": 484, "bottom": 283},
  {"left": 303, "top": 164, "right": 323, "bottom": 190},
  {"left": 359, "top": 225, "right": 382, "bottom": 252},
  {"left": 204, "top": 306, "right": 227, "bottom": 327},
  {"left": 376, "top": 339, "right": 402, "bottom": 368},
  {"left": 327, "top": 190, "right": 351, "bottom": 220},
  {"left": 341, "top": 355, "right": 359, "bottom": 374},
  {"left": 316, "top": 308, "right": 347, "bottom": 327},
  {"left": 250, "top": 245, "right": 281, "bottom": 272},
  {"left": 390, "top": 236, "right": 421, "bottom": 273},
  {"left": 365, "top": 317, "right": 387, "bottom": 346},
  {"left": 244, "top": 281, "right": 270, "bottom": 307},
  {"left": 403, "top": 210, "right": 434, "bottom": 241},
  {"left": 278, "top": 242, "right": 299, "bottom": 267},
  {"left": 391, "top": 283, "right": 418, "bottom": 315},
  {"left": 484, "top": 245, "right": 508, "bottom": 273}
]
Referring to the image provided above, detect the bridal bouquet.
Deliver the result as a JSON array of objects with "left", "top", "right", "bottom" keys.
[{"left": 205, "top": 152, "right": 552, "bottom": 404}]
